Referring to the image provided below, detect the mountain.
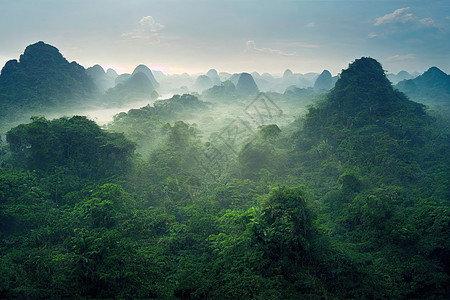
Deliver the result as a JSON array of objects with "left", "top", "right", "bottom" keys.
[
  {"left": 282, "top": 69, "right": 298, "bottom": 89},
  {"left": 305, "top": 57, "right": 429, "bottom": 139},
  {"left": 106, "top": 68, "right": 118, "bottom": 78},
  {"left": 219, "top": 72, "right": 232, "bottom": 81},
  {"left": 283, "top": 69, "right": 294, "bottom": 80},
  {"left": 395, "top": 67, "right": 450, "bottom": 105},
  {"left": 284, "top": 85, "right": 313, "bottom": 97},
  {"left": 206, "top": 69, "right": 221, "bottom": 85},
  {"left": 152, "top": 70, "right": 166, "bottom": 81},
  {"left": 105, "top": 72, "right": 158, "bottom": 105},
  {"left": 236, "top": 73, "right": 259, "bottom": 96},
  {"left": 86, "top": 64, "right": 105, "bottom": 79},
  {"left": 261, "top": 73, "right": 273, "bottom": 80},
  {"left": 387, "top": 70, "right": 413, "bottom": 84},
  {"left": 115, "top": 73, "right": 131, "bottom": 85},
  {"left": 0, "top": 41, "right": 96, "bottom": 117},
  {"left": 194, "top": 75, "right": 214, "bottom": 92},
  {"left": 202, "top": 80, "right": 238, "bottom": 99},
  {"left": 86, "top": 64, "right": 117, "bottom": 91},
  {"left": 313, "top": 70, "right": 334, "bottom": 91},
  {"left": 229, "top": 73, "right": 240, "bottom": 86},
  {"left": 300, "top": 57, "right": 434, "bottom": 185},
  {"left": 251, "top": 72, "right": 261, "bottom": 79},
  {"left": 206, "top": 69, "right": 218, "bottom": 78},
  {"left": 132, "top": 64, "right": 160, "bottom": 88}
]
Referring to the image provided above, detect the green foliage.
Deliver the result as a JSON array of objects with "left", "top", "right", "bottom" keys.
[
  {"left": 251, "top": 187, "right": 317, "bottom": 271},
  {"left": 0, "top": 57, "right": 449, "bottom": 298},
  {"left": 6, "top": 116, "right": 135, "bottom": 178},
  {"left": 107, "top": 94, "right": 209, "bottom": 156}
]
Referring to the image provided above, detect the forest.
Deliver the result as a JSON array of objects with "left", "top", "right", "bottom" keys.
[{"left": 0, "top": 45, "right": 449, "bottom": 299}]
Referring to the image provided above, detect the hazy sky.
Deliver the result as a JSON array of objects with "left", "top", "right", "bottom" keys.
[{"left": 0, "top": 0, "right": 449, "bottom": 75}]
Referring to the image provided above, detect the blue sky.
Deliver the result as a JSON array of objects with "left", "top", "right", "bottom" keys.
[{"left": 0, "top": 0, "right": 449, "bottom": 75}]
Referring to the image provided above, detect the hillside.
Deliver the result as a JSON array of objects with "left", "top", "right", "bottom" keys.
[
  {"left": 104, "top": 72, "right": 158, "bottom": 105},
  {"left": 300, "top": 57, "right": 435, "bottom": 184},
  {"left": 0, "top": 42, "right": 97, "bottom": 118},
  {"left": 395, "top": 66, "right": 450, "bottom": 105}
]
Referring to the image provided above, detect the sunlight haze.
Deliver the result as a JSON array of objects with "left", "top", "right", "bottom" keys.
[{"left": 1, "top": 0, "right": 449, "bottom": 75}]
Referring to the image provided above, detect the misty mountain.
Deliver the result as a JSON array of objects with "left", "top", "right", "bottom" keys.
[
  {"left": 253, "top": 77, "right": 270, "bottom": 92},
  {"left": 115, "top": 73, "right": 131, "bottom": 85},
  {"left": 152, "top": 70, "right": 166, "bottom": 81},
  {"left": 86, "top": 64, "right": 117, "bottom": 91},
  {"left": 206, "top": 69, "right": 221, "bottom": 85},
  {"left": 283, "top": 69, "right": 294, "bottom": 79},
  {"left": 86, "top": 64, "right": 105, "bottom": 79},
  {"left": 0, "top": 41, "right": 97, "bottom": 117},
  {"left": 236, "top": 72, "right": 259, "bottom": 96},
  {"left": 156, "top": 73, "right": 194, "bottom": 96},
  {"left": 387, "top": 70, "right": 414, "bottom": 84},
  {"left": 132, "top": 64, "right": 160, "bottom": 88},
  {"left": 313, "top": 70, "right": 335, "bottom": 92},
  {"left": 194, "top": 75, "right": 214, "bottom": 92},
  {"left": 251, "top": 71, "right": 261, "bottom": 79},
  {"left": 395, "top": 67, "right": 450, "bottom": 105},
  {"left": 284, "top": 85, "right": 313, "bottom": 97},
  {"left": 105, "top": 71, "right": 158, "bottom": 105},
  {"left": 228, "top": 73, "right": 240, "bottom": 86},
  {"left": 261, "top": 72, "right": 273, "bottom": 80},
  {"left": 106, "top": 68, "right": 118, "bottom": 78},
  {"left": 219, "top": 72, "right": 232, "bottom": 81},
  {"left": 202, "top": 80, "right": 238, "bottom": 100},
  {"left": 282, "top": 69, "right": 297, "bottom": 87}
]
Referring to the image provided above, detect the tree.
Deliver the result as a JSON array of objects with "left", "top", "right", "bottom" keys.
[{"left": 6, "top": 116, "right": 135, "bottom": 178}]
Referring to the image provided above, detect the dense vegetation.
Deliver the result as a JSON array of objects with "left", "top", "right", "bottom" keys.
[
  {"left": 0, "top": 42, "right": 97, "bottom": 120},
  {"left": 0, "top": 57, "right": 449, "bottom": 299}
]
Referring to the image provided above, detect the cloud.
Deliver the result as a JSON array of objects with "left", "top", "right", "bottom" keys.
[
  {"left": 245, "top": 40, "right": 295, "bottom": 56},
  {"left": 371, "top": 8, "right": 443, "bottom": 38},
  {"left": 375, "top": 7, "right": 414, "bottom": 26},
  {"left": 419, "top": 18, "right": 440, "bottom": 28},
  {"left": 121, "top": 16, "right": 165, "bottom": 43},
  {"left": 368, "top": 32, "right": 382, "bottom": 38},
  {"left": 306, "top": 22, "right": 315, "bottom": 28},
  {"left": 374, "top": 8, "right": 441, "bottom": 29},
  {"left": 383, "top": 54, "right": 416, "bottom": 62},
  {"left": 139, "top": 16, "right": 164, "bottom": 32}
]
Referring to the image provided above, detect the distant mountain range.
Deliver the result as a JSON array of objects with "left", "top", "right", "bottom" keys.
[
  {"left": 104, "top": 72, "right": 158, "bottom": 105},
  {"left": 132, "top": 65, "right": 159, "bottom": 88},
  {"left": 395, "top": 67, "right": 450, "bottom": 105},
  {"left": 313, "top": 70, "right": 338, "bottom": 92},
  {"left": 0, "top": 41, "right": 448, "bottom": 122},
  {"left": 236, "top": 73, "right": 259, "bottom": 96},
  {"left": 0, "top": 42, "right": 162, "bottom": 119},
  {"left": 86, "top": 64, "right": 117, "bottom": 92},
  {"left": 387, "top": 71, "right": 415, "bottom": 84}
]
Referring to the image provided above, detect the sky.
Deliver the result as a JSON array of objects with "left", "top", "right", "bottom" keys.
[{"left": 0, "top": 0, "right": 449, "bottom": 75}]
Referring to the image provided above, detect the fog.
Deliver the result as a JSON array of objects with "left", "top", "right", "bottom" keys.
[
  {"left": 1, "top": 0, "right": 449, "bottom": 297},
  {"left": 1, "top": 41, "right": 449, "bottom": 300}
]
